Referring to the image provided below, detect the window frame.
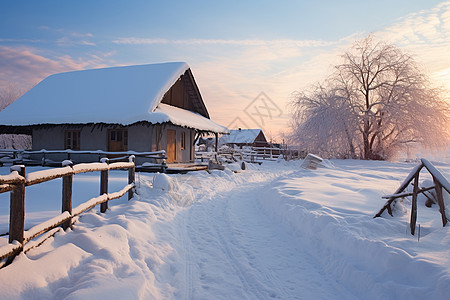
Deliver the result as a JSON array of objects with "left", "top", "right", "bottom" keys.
[{"left": 64, "top": 130, "right": 81, "bottom": 150}]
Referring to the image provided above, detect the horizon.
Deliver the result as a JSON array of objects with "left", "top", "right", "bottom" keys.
[{"left": 1, "top": 0, "right": 450, "bottom": 141}]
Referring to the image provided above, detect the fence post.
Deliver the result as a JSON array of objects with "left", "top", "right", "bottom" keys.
[
  {"left": 100, "top": 158, "right": 109, "bottom": 213},
  {"left": 128, "top": 156, "right": 135, "bottom": 200},
  {"left": 410, "top": 172, "right": 419, "bottom": 235},
  {"left": 9, "top": 165, "right": 25, "bottom": 245},
  {"left": 433, "top": 178, "right": 447, "bottom": 227},
  {"left": 62, "top": 161, "right": 73, "bottom": 230}
]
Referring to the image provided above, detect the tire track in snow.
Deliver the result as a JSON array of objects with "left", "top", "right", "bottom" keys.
[{"left": 180, "top": 212, "right": 194, "bottom": 300}]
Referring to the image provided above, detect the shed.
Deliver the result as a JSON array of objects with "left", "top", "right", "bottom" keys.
[{"left": 0, "top": 62, "right": 229, "bottom": 164}]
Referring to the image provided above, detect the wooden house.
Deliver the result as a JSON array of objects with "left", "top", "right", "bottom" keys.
[
  {"left": 219, "top": 128, "right": 269, "bottom": 149},
  {"left": 0, "top": 62, "right": 229, "bottom": 164}
]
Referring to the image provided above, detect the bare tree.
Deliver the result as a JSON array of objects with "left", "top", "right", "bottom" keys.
[{"left": 290, "top": 35, "right": 450, "bottom": 160}]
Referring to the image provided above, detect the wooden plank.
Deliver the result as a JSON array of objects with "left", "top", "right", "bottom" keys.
[
  {"left": 410, "top": 172, "right": 419, "bottom": 235},
  {"left": 0, "top": 184, "right": 16, "bottom": 194},
  {"left": 433, "top": 179, "right": 448, "bottom": 227},
  {"left": 422, "top": 159, "right": 450, "bottom": 194},
  {"left": 382, "top": 186, "right": 435, "bottom": 199},
  {"left": 25, "top": 167, "right": 74, "bottom": 186},
  {"left": 374, "top": 163, "right": 424, "bottom": 218}
]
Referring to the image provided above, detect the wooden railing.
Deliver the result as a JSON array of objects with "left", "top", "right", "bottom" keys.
[
  {"left": 0, "top": 156, "right": 136, "bottom": 265},
  {"left": 374, "top": 158, "right": 450, "bottom": 235},
  {"left": 0, "top": 149, "right": 166, "bottom": 167}
]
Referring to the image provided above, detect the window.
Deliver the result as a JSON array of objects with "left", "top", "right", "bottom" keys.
[
  {"left": 181, "top": 131, "right": 186, "bottom": 150},
  {"left": 65, "top": 130, "right": 81, "bottom": 150}
]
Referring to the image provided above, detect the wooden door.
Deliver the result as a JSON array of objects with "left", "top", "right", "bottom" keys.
[
  {"left": 108, "top": 129, "right": 128, "bottom": 156},
  {"left": 166, "top": 129, "right": 176, "bottom": 163}
]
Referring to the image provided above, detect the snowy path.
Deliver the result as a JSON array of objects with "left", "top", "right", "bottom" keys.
[
  {"left": 1, "top": 160, "right": 450, "bottom": 299},
  {"left": 156, "top": 174, "right": 354, "bottom": 299}
]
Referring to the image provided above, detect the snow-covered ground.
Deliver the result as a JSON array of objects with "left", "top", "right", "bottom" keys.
[{"left": 0, "top": 159, "right": 450, "bottom": 299}]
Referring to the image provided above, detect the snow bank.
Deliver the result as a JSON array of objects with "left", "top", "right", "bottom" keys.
[{"left": 259, "top": 160, "right": 450, "bottom": 298}]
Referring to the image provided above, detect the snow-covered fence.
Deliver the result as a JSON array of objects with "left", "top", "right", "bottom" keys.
[
  {"left": 0, "top": 156, "right": 136, "bottom": 265},
  {"left": 0, "top": 149, "right": 166, "bottom": 167},
  {"left": 374, "top": 158, "right": 450, "bottom": 235},
  {"left": 240, "top": 146, "right": 282, "bottom": 163},
  {"left": 195, "top": 151, "right": 217, "bottom": 163}
]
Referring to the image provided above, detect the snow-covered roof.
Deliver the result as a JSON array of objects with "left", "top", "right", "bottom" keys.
[
  {"left": 220, "top": 129, "right": 264, "bottom": 144},
  {"left": 0, "top": 62, "right": 229, "bottom": 133},
  {"left": 154, "top": 104, "right": 229, "bottom": 133}
]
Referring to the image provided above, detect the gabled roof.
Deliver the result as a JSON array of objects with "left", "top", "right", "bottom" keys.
[
  {"left": 0, "top": 62, "right": 229, "bottom": 133},
  {"left": 220, "top": 129, "right": 265, "bottom": 144}
]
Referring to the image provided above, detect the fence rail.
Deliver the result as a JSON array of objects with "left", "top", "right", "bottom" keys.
[
  {"left": 0, "top": 149, "right": 166, "bottom": 167},
  {"left": 374, "top": 158, "right": 450, "bottom": 235},
  {"left": 0, "top": 156, "right": 136, "bottom": 265}
]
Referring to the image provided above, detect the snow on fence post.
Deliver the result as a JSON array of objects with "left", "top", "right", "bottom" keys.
[
  {"left": 61, "top": 160, "right": 74, "bottom": 230},
  {"left": 100, "top": 158, "right": 109, "bottom": 213},
  {"left": 128, "top": 155, "right": 135, "bottom": 200},
  {"left": 9, "top": 165, "right": 25, "bottom": 245}
]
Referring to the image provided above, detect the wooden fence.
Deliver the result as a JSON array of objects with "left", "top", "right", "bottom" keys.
[
  {"left": 0, "top": 149, "right": 166, "bottom": 166},
  {"left": 374, "top": 158, "right": 450, "bottom": 235},
  {"left": 0, "top": 156, "right": 136, "bottom": 265}
]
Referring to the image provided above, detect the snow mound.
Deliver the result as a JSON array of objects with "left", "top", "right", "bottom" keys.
[
  {"left": 225, "top": 162, "right": 242, "bottom": 172},
  {"left": 152, "top": 173, "right": 172, "bottom": 191}
]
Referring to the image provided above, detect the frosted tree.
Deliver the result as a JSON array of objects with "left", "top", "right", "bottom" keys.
[
  {"left": 0, "top": 83, "right": 23, "bottom": 110},
  {"left": 290, "top": 35, "right": 450, "bottom": 160},
  {"left": 0, "top": 84, "right": 31, "bottom": 149},
  {"left": 290, "top": 83, "right": 359, "bottom": 158}
]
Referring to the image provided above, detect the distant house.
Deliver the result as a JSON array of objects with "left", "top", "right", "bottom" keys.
[
  {"left": 219, "top": 128, "right": 269, "bottom": 149},
  {"left": 0, "top": 62, "right": 229, "bottom": 163}
]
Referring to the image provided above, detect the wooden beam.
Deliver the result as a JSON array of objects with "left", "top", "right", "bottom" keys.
[
  {"left": 410, "top": 172, "right": 419, "bottom": 235},
  {"left": 374, "top": 163, "right": 424, "bottom": 218},
  {"left": 382, "top": 186, "right": 436, "bottom": 199},
  {"left": 433, "top": 178, "right": 448, "bottom": 227}
]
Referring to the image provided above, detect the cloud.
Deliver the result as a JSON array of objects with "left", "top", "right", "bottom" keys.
[
  {"left": 57, "top": 36, "right": 96, "bottom": 47},
  {"left": 71, "top": 32, "right": 94, "bottom": 38},
  {"left": 112, "top": 37, "right": 335, "bottom": 48},
  {"left": 0, "top": 45, "right": 109, "bottom": 91},
  {"left": 187, "top": 2, "right": 450, "bottom": 136},
  {"left": 378, "top": 1, "right": 450, "bottom": 89}
]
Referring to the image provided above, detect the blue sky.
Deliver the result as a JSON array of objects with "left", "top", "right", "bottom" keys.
[{"left": 1, "top": 0, "right": 450, "bottom": 140}]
